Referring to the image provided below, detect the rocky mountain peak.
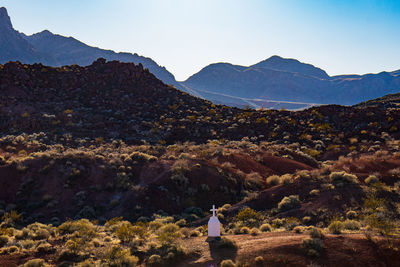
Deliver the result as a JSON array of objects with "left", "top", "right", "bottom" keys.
[{"left": 0, "top": 7, "right": 12, "bottom": 29}]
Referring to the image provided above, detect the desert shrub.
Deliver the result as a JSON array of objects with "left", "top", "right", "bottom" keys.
[
  {"left": 114, "top": 222, "right": 135, "bottom": 243},
  {"left": 246, "top": 172, "right": 262, "bottom": 181},
  {"left": 26, "top": 222, "right": 52, "bottom": 240},
  {"left": 148, "top": 254, "right": 162, "bottom": 266},
  {"left": 363, "top": 193, "right": 396, "bottom": 236},
  {"left": 266, "top": 175, "right": 280, "bottom": 186},
  {"left": 235, "top": 208, "right": 261, "bottom": 227},
  {"left": 23, "top": 259, "right": 45, "bottom": 267},
  {"left": 6, "top": 245, "right": 19, "bottom": 254},
  {"left": 284, "top": 217, "right": 301, "bottom": 230},
  {"left": 132, "top": 224, "right": 148, "bottom": 239},
  {"left": 250, "top": 228, "right": 260, "bottom": 236},
  {"left": 280, "top": 174, "right": 293, "bottom": 185},
  {"left": 218, "top": 204, "right": 232, "bottom": 213},
  {"left": 105, "top": 217, "right": 123, "bottom": 228},
  {"left": 302, "top": 238, "right": 323, "bottom": 257},
  {"left": 320, "top": 183, "right": 334, "bottom": 191},
  {"left": 0, "top": 235, "right": 9, "bottom": 247},
  {"left": 213, "top": 237, "right": 237, "bottom": 250},
  {"left": 149, "top": 220, "right": 164, "bottom": 231},
  {"left": 175, "top": 219, "right": 186, "bottom": 227},
  {"left": 259, "top": 223, "right": 271, "bottom": 232},
  {"left": 346, "top": 210, "right": 357, "bottom": 219},
  {"left": 329, "top": 171, "right": 358, "bottom": 185},
  {"left": 365, "top": 175, "right": 379, "bottom": 185},
  {"left": 293, "top": 226, "right": 306, "bottom": 233},
  {"left": 180, "top": 227, "right": 190, "bottom": 238},
  {"left": 36, "top": 242, "right": 54, "bottom": 254},
  {"left": 278, "top": 195, "right": 300, "bottom": 212},
  {"left": 170, "top": 173, "right": 189, "bottom": 187},
  {"left": 130, "top": 151, "right": 157, "bottom": 162},
  {"left": 328, "top": 220, "right": 343, "bottom": 234},
  {"left": 77, "top": 259, "right": 96, "bottom": 267},
  {"left": 309, "top": 189, "right": 320, "bottom": 197},
  {"left": 240, "top": 226, "right": 250, "bottom": 234},
  {"left": 271, "top": 218, "right": 284, "bottom": 228},
  {"left": 58, "top": 219, "right": 96, "bottom": 239},
  {"left": 220, "top": 259, "right": 236, "bottom": 267},
  {"left": 254, "top": 256, "right": 264, "bottom": 265},
  {"left": 157, "top": 223, "right": 182, "bottom": 244},
  {"left": 102, "top": 245, "right": 139, "bottom": 267},
  {"left": 1, "top": 210, "right": 23, "bottom": 226},
  {"left": 307, "top": 227, "right": 323, "bottom": 239},
  {"left": 343, "top": 220, "right": 361, "bottom": 230},
  {"left": 189, "top": 230, "right": 201, "bottom": 237},
  {"left": 302, "top": 216, "right": 312, "bottom": 224}
]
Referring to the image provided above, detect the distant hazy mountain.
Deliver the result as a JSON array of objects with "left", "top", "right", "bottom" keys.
[
  {"left": 183, "top": 56, "right": 400, "bottom": 106},
  {"left": 0, "top": 7, "right": 178, "bottom": 87}
]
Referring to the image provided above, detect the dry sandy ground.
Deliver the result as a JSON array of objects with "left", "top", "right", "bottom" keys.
[{"left": 178, "top": 232, "right": 400, "bottom": 267}]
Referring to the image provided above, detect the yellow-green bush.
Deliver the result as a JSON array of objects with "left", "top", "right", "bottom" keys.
[
  {"left": 328, "top": 220, "right": 343, "bottom": 234},
  {"left": 259, "top": 223, "right": 272, "bottom": 232},
  {"left": 156, "top": 223, "right": 182, "bottom": 244}
]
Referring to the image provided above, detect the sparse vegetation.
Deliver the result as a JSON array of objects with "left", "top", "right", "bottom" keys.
[{"left": 0, "top": 60, "right": 400, "bottom": 265}]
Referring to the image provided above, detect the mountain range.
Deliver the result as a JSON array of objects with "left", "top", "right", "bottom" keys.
[
  {"left": 183, "top": 57, "right": 400, "bottom": 108},
  {"left": 1, "top": 6, "right": 400, "bottom": 109}
]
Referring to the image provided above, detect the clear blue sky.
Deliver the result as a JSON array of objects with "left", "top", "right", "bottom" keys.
[{"left": 1, "top": 0, "right": 399, "bottom": 81}]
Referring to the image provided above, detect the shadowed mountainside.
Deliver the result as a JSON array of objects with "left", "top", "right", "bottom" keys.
[{"left": 0, "top": 7, "right": 179, "bottom": 89}]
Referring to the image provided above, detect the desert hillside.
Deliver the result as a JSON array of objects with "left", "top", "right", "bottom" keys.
[{"left": 0, "top": 60, "right": 400, "bottom": 266}]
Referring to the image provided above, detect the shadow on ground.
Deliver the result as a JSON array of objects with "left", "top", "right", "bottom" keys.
[{"left": 206, "top": 236, "right": 238, "bottom": 264}]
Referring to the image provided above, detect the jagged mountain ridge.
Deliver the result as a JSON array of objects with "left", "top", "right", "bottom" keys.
[
  {"left": 0, "top": 7, "right": 49, "bottom": 64},
  {"left": 0, "top": 7, "right": 179, "bottom": 88}
]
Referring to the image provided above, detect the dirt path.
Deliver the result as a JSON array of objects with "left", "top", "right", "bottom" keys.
[{"left": 178, "top": 232, "right": 400, "bottom": 267}]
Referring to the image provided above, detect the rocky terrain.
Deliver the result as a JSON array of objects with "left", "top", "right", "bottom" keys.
[{"left": 0, "top": 59, "right": 399, "bottom": 266}]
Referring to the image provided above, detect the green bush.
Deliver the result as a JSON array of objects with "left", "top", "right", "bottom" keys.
[
  {"left": 148, "top": 254, "right": 162, "bottom": 266},
  {"left": 23, "top": 259, "right": 45, "bottom": 267},
  {"left": 103, "top": 245, "right": 139, "bottom": 267},
  {"left": 157, "top": 223, "right": 182, "bottom": 244},
  {"left": 220, "top": 259, "right": 236, "bottom": 267},
  {"left": 240, "top": 226, "right": 250, "bottom": 234},
  {"left": 235, "top": 208, "right": 261, "bottom": 227},
  {"left": 130, "top": 151, "right": 157, "bottom": 162},
  {"left": 308, "top": 227, "right": 324, "bottom": 239},
  {"left": 346, "top": 210, "right": 357, "bottom": 219},
  {"left": 250, "top": 228, "right": 260, "bottom": 236},
  {"left": 266, "top": 175, "right": 280, "bottom": 186},
  {"left": 115, "top": 222, "right": 135, "bottom": 243},
  {"left": 277, "top": 195, "right": 300, "bottom": 211},
  {"left": 213, "top": 237, "right": 238, "bottom": 250},
  {"left": 309, "top": 189, "right": 320, "bottom": 196},
  {"left": 58, "top": 219, "right": 96, "bottom": 237},
  {"left": 365, "top": 175, "right": 379, "bottom": 185},
  {"left": 343, "top": 220, "right": 361, "bottom": 230},
  {"left": 280, "top": 174, "right": 293, "bottom": 185},
  {"left": 330, "top": 171, "right": 358, "bottom": 184},
  {"left": 328, "top": 221, "right": 344, "bottom": 234},
  {"left": 259, "top": 223, "right": 271, "bottom": 232},
  {"left": 254, "top": 256, "right": 264, "bottom": 266}
]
